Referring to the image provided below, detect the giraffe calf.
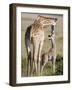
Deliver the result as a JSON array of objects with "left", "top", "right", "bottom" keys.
[{"left": 41, "top": 32, "right": 56, "bottom": 75}]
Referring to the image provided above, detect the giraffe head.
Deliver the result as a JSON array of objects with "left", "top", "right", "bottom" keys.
[
  {"left": 48, "top": 32, "right": 55, "bottom": 41},
  {"left": 36, "top": 15, "right": 57, "bottom": 27}
]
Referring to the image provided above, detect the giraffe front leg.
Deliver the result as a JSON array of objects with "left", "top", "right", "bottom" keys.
[
  {"left": 52, "top": 57, "right": 56, "bottom": 74},
  {"left": 41, "top": 63, "right": 46, "bottom": 75}
]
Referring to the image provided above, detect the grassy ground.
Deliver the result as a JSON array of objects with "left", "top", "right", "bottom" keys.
[
  {"left": 21, "top": 13, "right": 63, "bottom": 77},
  {"left": 21, "top": 54, "right": 63, "bottom": 77}
]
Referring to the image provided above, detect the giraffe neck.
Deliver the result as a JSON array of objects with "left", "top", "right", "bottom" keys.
[
  {"left": 50, "top": 38, "right": 56, "bottom": 49},
  {"left": 31, "top": 21, "right": 43, "bottom": 35}
]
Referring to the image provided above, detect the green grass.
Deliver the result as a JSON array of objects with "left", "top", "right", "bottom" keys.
[
  {"left": 21, "top": 57, "right": 27, "bottom": 77},
  {"left": 21, "top": 54, "right": 63, "bottom": 77}
]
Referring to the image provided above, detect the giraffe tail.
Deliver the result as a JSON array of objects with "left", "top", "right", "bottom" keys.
[{"left": 25, "top": 25, "right": 32, "bottom": 52}]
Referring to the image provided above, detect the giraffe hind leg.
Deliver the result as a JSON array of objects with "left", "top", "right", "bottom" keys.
[
  {"left": 41, "top": 63, "right": 46, "bottom": 75},
  {"left": 33, "top": 39, "right": 40, "bottom": 76},
  {"left": 27, "top": 51, "right": 32, "bottom": 76},
  {"left": 52, "top": 57, "right": 56, "bottom": 74},
  {"left": 38, "top": 39, "right": 44, "bottom": 76}
]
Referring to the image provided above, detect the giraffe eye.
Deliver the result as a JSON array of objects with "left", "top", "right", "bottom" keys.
[{"left": 48, "top": 35, "right": 51, "bottom": 37}]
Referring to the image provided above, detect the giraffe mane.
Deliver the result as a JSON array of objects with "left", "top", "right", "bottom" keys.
[{"left": 37, "top": 15, "right": 57, "bottom": 21}]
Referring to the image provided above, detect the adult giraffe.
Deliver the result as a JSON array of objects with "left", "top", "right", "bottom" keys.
[{"left": 25, "top": 15, "right": 57, "bottom": 76}]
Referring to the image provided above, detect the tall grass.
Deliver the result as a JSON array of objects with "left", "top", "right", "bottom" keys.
[
  {"left": 21, "top": 54, "right": 63, "bottom": 77},
  {"left": 21, "top": 57, "right": 27, "bottom": 77}
]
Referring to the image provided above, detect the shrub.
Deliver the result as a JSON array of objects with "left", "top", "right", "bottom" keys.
[{"left": 55, "top": 54, "right": 63, "bottom": 75}]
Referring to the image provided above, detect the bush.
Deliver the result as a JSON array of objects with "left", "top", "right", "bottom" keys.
[{"left": 55, "top": 54, "right": 63, "bottom": 75}]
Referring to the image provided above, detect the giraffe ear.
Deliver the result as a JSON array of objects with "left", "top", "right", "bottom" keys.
[{"left": 55, "top": 18, "right": 57, "bottom": 22}]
